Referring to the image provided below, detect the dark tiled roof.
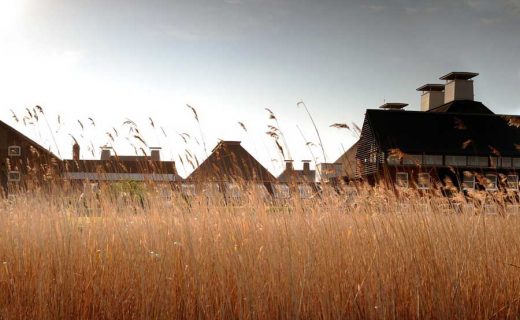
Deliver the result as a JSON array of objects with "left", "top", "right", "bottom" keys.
[
  {"left": 62, "top": 159, "right": 178, "bottom": 175},
  {"left": 427, "top": 100, "right": 494, "bottom": 114},
  {"left": 366, "top": 109, "right": 520, "bottom": 156},
  {"left": 187, "top": 141, "right": 276, "bottom": 182}
]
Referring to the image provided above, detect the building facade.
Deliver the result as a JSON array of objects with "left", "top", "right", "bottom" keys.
[
  {"left": 0, "top": 121, "right": 61, "bottom": 195},
  {"left": 355, "top": 72, "right": 520, "bottom": 192}
]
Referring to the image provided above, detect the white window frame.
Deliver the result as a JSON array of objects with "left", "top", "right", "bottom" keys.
[
  {"left": 181, "top": 184, "right": 196, "bottom": 196},
  {"left": 396, "top": 172, "right": 409, "bottom": 188},
  {"left": 484, "top": 174, "right": 498, "bottom": 191},
  {"left": 202, "top": 183, "right": 220, "bottom": 197},
  {"left": 225, "top": 182, "right": 242, "bottom": 199},
  {"left": 507, "top": 175, "right": 519, "bottom": 191},
  {"left": 417, "top": 173, "right": 431, "bottom": 190},
  {"left": 274, "top": 184, "right": 290, "bottom": 199},
  {"left": 7, "top": 171, "right": 21, "bottom": 182},
  {"left": 298, "top": 184, "right": 313, "bottom": 199},
  {"left": 462, "top": 172, "right": 475, "bottom": 190},
  {"left": 255, "top": 183, "right": 270, "bottom": 199},
  {"left": 8, "top": 146, "right": 21, "bottom": 157}
]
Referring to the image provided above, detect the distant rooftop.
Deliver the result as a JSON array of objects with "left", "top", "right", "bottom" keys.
[
  {"left": 416, "top": 84, "right": 445, "bottom": 92},
  {"left": 379, "top": 103, "right": 408, "bottom": 110},
  {"left": 440, "top": 72, "right": 479, "bottom": 81}
]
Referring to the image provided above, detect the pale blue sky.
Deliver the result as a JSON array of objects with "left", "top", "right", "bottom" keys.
[{"left": 1, "top": 0, "right": 520, "bottom": 177}]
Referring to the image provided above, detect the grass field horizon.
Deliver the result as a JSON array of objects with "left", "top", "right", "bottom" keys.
[{"left": 2, "top": 185, "right": 520, "bottom": 319}]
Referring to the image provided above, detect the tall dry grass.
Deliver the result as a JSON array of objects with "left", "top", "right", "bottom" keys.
[{"left": 2, "top": 186, "right": 520, "bottom": 319}]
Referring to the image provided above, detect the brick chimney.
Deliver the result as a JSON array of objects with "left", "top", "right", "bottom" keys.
[
  {"left": 100, "top": 147, "right": 111, "bottom": 160},
  {"left": 302, "top": 160, "right": 311, "bottom": 175},
  {"left": 72, "top": 143, "right": 80, "bottom": 161},
  {"left": 150, "top": 147, "right": 161, "bottom": 161},
  {"left": 285, "top": 160, "right": 294, "bottom": 172}
]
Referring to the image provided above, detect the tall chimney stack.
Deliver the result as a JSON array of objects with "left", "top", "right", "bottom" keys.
[
  {"left": 302, "top": 160, "right": 311, "bottom": 175},
  {"left": 72, "top": 143, "right": 80, "bottom": 161},
  {"left": 100, "top": 147, "right": 112, "bottom": 160},
  {"left": 285, "top": 160, "right": 294, "bottom": 172},
  {"left": 417, "top": 84, "right": 445, "bottom": 111},
  {"left": 150, "top": 147, "right": 161, "bottom": 161},
  {"left": 440, "top": 72, "right": 479, "bottom": 103}
]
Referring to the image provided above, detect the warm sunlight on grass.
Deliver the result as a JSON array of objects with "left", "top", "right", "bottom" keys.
[{"left": 2, "top": 186, "right": 520, "bottom": 319}]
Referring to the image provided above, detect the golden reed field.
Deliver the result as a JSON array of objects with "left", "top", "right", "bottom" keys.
[{"left": 2, "top": 185, "right": 520, "bottom": 319}]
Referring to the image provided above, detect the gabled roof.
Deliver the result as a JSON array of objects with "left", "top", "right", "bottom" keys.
[
  {"left": 427, "top": 100, "right": 494, "bottom": 114},
  {"left": 187, "top": 141, "right": 276, "bottom": 182},
  {"left": 334, "top": 141, "right": 358, "bottom": 177},
  {"left": 365, "top": 109, "right": 520, "bottom": 156},
  {"left": 0, "top": 120, "right": 60, "bottom": 160}
]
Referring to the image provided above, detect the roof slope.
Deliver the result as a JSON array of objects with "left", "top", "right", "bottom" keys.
[
  {"left": 62, "top": 158, "right": 178, "bottom": 175},
  {"left": 187, "top": 141, "right": 276, "bottom": 182},
  {"left": 0, "top": 120, "right": 60, "bottom": 160},
  {"left": 334, "top": 140, "right": 358, "bottom": 177},
  {"left": 427, "top": 100, "right": 494, "bottom": 114},
  {"left": 366, "top": 109, "right": 520, "bottom": 156}
]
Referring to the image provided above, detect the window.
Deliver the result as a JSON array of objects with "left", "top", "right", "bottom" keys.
[
  {"left": 7, "top": 146, "right": 21, "bottom": 157},
  {"left": 507, "top": 175, "right": 519, "bottom": 191},
  {"left": 83, "top": 182, "right": 99, "bottom": 193},
  {"left": 159, "top": 186, "right": 173, "bottom": 199},
  {"left": 273, "top": 184, "right": 290, "bottom": 199},
  {"left": 298, "top": 184, "right": 313, "bottom": 199},
  {"left": 255, "top": 183, "right": 270, "bottom": 199},
  {"left": 396, "top": 172, "right": 409, "bottom": 188},
  {"left": 462, "top": 172, "right": 475, "bottom": 190},
  {"left": 181, "top": 184, "right": 196, "bottom": 196},
  {"left": 202, "top": 183, "right": 220, "bottom": 197},
  {"left": 423, "top": 155, "right": 443, "bottom": 166},
  {"left": 500, "top": 157, "right": 512, "bottom": 168},
  {"left": 484, "top": 174, "right": 498, "bottom": 191},
  {"left": 513, "top": 158, "right": 520, "bottom": 169},
  {"left": 225, "top": 183, "right": 242, "bottom": 198},
  {"left": 489, "top": 157, "right": 498, "bottom": 168},
  {"left": 467, "top": 156, "right": 488, "bottom": 167},
  {"left": 403, "top": 154, "right": 422, "bottom": 166},
  {"left": 7, "top": 171, "right": 21, "bottom": 182},
  {"left": 445, "top": 155, "right": 467, "bottom": 166},
  {"left": 417, "top": 173, "right": 431, "bottom": 190},
  {"left": 387, "top": 155, "right": 400, "bottom": 165}
]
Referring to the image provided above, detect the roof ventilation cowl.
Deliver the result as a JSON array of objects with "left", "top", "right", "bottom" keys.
[
  {"left": 417, "top": 84, "right": 445, "bottom": 112},
  {"left": 379, "top": 103, "right": 408, "bottom": 110},
  {"left": 440, "top": 72, "right": 479, "bottom": 103}
]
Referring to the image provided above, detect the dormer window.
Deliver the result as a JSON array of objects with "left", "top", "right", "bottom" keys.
[
  {"left": 8, "top": 146, "right": 21, "bottom": 157},
  {"left": 8, "top": 171, "right": 21, "bottom": 182}
]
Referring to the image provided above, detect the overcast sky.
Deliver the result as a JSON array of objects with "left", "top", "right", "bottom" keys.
[{"left": 1, "top": 0, "right": 520, "bottom": 177}]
